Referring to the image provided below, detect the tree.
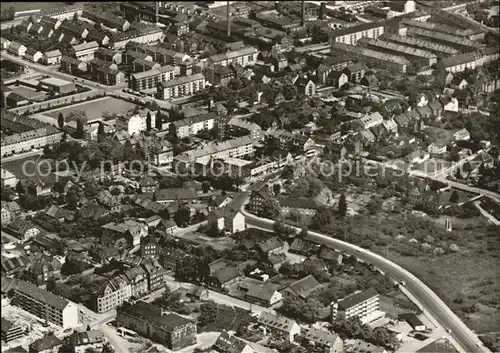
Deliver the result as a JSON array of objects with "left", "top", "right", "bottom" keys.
[
  {"left": 155, "top": 110, "right": 162, "bottom": 130},
  {"left": 312, "top": 206, "right": 333, "bottom": 229},
  {"left": 260, "top": 199, "right": 281, "bottom": 219},
  {"left": 338, "top": 193, "right": 347, "bottom": 216},
  {"left": 273, "top": 221, "right": 294, "bottom": 239},
  {"left": 57, "top": 113, "right": 64, "bottom": 129},
  {"left": 174, "top": 206, "right": 191, "bottom": 227},
  {"left": 97, "top": 122, "right": 105, "bottom": 136},
  {"left": 75, "top": 119, "right": 84, "bottom": 139},
  {"left": 201, "top": 181, "right": 211, "bottom": 193},
  {"left": 299, "top": 227, "right": 308, "bottom": 238},
  {"left": 273, "top": 183, "right": 281, "bottom": 195},
  {"left": 146, "top": 111, "right": 152, "bottom": 131},
  {"left": 65, "top": 188, "right": 79, "bottom": 210},
  {"left": 449, "top": 190, "right": 459, "bottom": 203},
  {"left": 58, "top": 342, "right": 76, "bottom": 353}
]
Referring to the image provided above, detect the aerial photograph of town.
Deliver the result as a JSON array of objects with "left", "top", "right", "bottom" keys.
[{"left": 0, "top": 1, "right": 498, "bottom": 353}]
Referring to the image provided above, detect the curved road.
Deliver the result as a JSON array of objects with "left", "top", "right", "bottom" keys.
[{"left": 239, "top": 199, "right": 490, "bottom": 353}]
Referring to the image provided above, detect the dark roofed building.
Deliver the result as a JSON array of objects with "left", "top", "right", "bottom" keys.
[
  {"left": 208, "top": 266, "right": 242, "bottom": 289},
  {"left": 117, "top": 301, "right": 196, "bottom": 350},
  {"left": 282, "top": 275, "right": 322, "bottom": 300}
]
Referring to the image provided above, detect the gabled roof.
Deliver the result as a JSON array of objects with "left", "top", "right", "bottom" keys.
[
  {"left": 286, "top": 275, "right": 322, "bottom": 299},
  {"left": 211, "top": 266, "right": 240, "bottom": 284},
  {"left": 256, "top": 237, "right": 284, "bottom": 253},
  {"left": 258, "top": 311, "right": 298, "bottom": 333},
  {"left": 246, "top": 283, "right": 281, "bottom": 302},
  {"left": 30, "top": 335, "right": 62, "bottom": 352}
]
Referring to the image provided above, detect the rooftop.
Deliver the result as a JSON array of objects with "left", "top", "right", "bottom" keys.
[
  {"left": 337, "top": 288, "right": 379, "bottom": 310},
  {"left": 39, "top": 77, "right": 72, "bottom": 87},
  {"left": 118, "top": 301, "right": 193, "bottom": 332}
]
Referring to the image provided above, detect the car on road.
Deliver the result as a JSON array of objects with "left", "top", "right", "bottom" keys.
[{"left": 400, "top": 280, "right": 406, "bottom": 286}]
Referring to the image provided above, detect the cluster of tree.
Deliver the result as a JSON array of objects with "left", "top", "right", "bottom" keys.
[
  {"left": 280, "top": 295, "right": 326, "bottom": 322},
  {"left": 279, "top": 259, "right": 331, "bottom": 283},
  {"left": 0, "top": 6, "right": 16, "bottom": 21},
  {"left": 152, "top": 286, "right": 192, "bottom": 315},
  {"left": 332, "top": 318, "right": 399, "bottom": 350}
]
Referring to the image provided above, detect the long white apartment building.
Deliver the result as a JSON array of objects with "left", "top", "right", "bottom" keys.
[
  {"left": 130, "top": 65, "right": 175, "bottom": 91},
  {"left": 157, "top": 73, "right": 206, "bottom": 100},
  {"left": 170, "top": 113, "right": 216, "bottom": 138},
  {"left": 6, "top": 278, "right": 79, "bottom": 329},
  {"left": 71, "top": 41, "right": 100, "bottom": 61},
  {"left": 207, "top": 46, "right": 259, "bottom": 67},
  {"left": 329, "top": 20, "right": 385, "bottom": 46},
  {"left": 331, "top": 288, "right": 379, "bottom": 322},
  {"left": 174, "top": 135, "right": 254, "bottom": 168}
]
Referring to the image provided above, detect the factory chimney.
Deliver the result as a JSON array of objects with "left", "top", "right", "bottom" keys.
[
  {"left": 227, "top": 0, "right": 231, "bottom": 37},
  {"left": 301, "top": 0, "right": 305, "bottom": 26},
  {"left": 155, "top": 1, "right": 159, "bottom": 24},
  {"left": 319, "top": 2, "right": 326, "bottom": 20}
]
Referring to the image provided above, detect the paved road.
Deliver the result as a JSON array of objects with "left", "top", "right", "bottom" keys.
[
  {"left": 2, "top": 51, "right": 129, "bottom": 92},
  {"left": 239, "top": 198, "right": 490, "bottom": 353},
  {"left": 366, "top": 158, "right": 500, "bottom": 202}
]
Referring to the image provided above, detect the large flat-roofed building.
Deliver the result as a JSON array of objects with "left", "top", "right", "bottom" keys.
[
  {"left": 331, "top": 288, "right": 379, "bottom": 322},
  {"left": 406, "top": 27, "right": 484, "bottom": 52},
  {"left": 358, "top": 37, "right": 437, "bottom": 66},
  {"left": 331, "top": 42, "right": 409, "bottom": 73},
  {"left": 130, "top": 66, "right": 175, "bottom": 91},
  {"left": 157, "top": 73, "right": 206, "bottom": 100},
  {"left": 384, "top": 35, "right": 459, "bottom": 57},
  {"left": 38, "top": 77, "right": 76, "bottom": 94},
  {"left": 207, "top": 46, "right": 259, "bottom": 67},
  {"left": 329, "top": 21, "right": 385, "bottom": 46},
  {"left": 401, "top": 18, "right": 485, "bottom": 41},
  {"left": 5, "top": 278, "right": 79, "bottom": 329},
  {"left": 117, "top": 301, "right": 197, "bottom": 350}
]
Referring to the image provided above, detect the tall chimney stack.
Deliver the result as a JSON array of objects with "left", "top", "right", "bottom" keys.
[
  {"left": 227, "top": 0, "right": 231, "bottom": 37},
  {"left": 155, "top": 1, "right": 159, "bottom": 23},
  {"left": 319, "top": 2, "right": 326, "bottom": 20},
  {"left": 301, "top": 0, "right": 305, "bottom": 26}
]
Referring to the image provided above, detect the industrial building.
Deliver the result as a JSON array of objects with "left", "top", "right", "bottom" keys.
[
  {"left": 331, "top": 42, "right": 410, "bottom": 73},
  {"left": 384, "top": 35, "right": 459, "bottom": 57},
  {"left": 358, "top": 37, "right": 437, "bottom": 67}
]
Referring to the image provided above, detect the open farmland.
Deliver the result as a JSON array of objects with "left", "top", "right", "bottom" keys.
[{"left": 46, "top": 97, "right": 138, "bottom": 122}]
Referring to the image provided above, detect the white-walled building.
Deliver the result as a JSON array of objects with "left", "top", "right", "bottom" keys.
[
  {"left": 157, "top": 73, "right": 206, "bottom": 100},
  {"left": 207, "top": 46, "right": 259, "bottom": 67},
  {"left": 8, "top": 278, "right": 79, "bottom": 329},
  {"left": 171, "top": 113, "right": 216, "bottom": 138},
  {"left": 331, "top": 288, "right": 380, "bottom": 322},
  {"left": 115, "top": 111, "right": 154, "bottom": 136}
]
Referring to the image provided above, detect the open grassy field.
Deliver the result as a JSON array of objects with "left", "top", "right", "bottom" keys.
[
  {"left": 2, "top": 2, "right": 68, "bottom": 13},
  {"left": 374, "top": 216, "right": 500, "bottom": 333},
  {"left": 46, "top": 97, "right": 138, "bottom": 121}
]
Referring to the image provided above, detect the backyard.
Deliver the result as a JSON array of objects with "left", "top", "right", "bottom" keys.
[{"left": 46, "top": 97, "right": 138, "bottom": 122}]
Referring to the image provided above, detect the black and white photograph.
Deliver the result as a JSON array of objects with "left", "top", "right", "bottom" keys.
[{"left": 0, "top": 1, "right": 499, "bottom": 352}]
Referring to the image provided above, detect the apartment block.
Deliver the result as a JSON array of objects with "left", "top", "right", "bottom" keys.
[
  {"left": 170, "top": 113, "right": 216, "bottom": 138},
  {"left": 93, "top": 277, "right": 132, "bottom": 314},
  {"left": 8, "top": 278, "right": 79, "bottom": 329},
  {"left": 207, "top": 46, "right": 259, "bottom": 67},
  {"left": 329, "top": 21, "right": 385, "bottom": 46},
  {"left": 130, "top": 66, "right": 175, "bottom": 91},
  {"left": 331, "top": 288, "right": 379, "bottom": 322},
  {"left": 156, "top": 73, "right": 206, "bottom": 100}
]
